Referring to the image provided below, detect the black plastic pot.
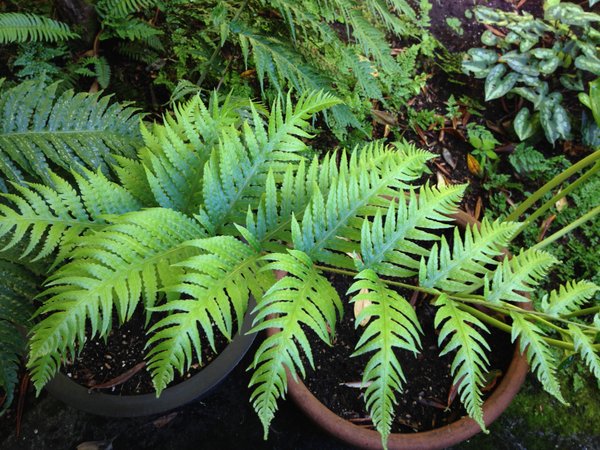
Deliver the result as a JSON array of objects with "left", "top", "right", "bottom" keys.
[{"left": 45, "top": 299, "right": 256, "bottom": 417}]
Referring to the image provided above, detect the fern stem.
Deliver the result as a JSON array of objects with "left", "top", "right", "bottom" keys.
[
  {"left": 511, "top": 161, "right": 600, "bottom": 241},
  {"left": 562, "top": 305, "right": 600, "bottom": 318},
  {"left": 531, "top": 205, "right": 600, "bottom": 251},
  {"left": 505, "top": 149, "right": 600, "bottom": 223},
  {"left": 455, "top": 303, "right": 595, "bottom": 352},
  {"left": 451, "top": 295, "right": 600, "bottom": 332}
]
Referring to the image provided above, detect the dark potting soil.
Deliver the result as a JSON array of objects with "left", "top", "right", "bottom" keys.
[
  {"left": 303, "top": 273, "right": 514, "bottom": 434},
  {"left": 64, "top": 307, "right": 229, "bottom": 395}
]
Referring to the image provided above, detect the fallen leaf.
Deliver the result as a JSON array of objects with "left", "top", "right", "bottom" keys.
[
  {"left": 537, "top": 214, "right": 556, "bottom": 242},
  {"left": 442, "top": 148, "right": 457, "bottom": 169},
  {"left": 418, "top": 397, "right": 447, "bottom": 410},
  {"left": 482, "top": 370, "right": 503, "bottom": 392},
  {"left": 467, "top": 154, "right": 482, "bottom": 177},
  {"left": 371, "top": 109, "right": 398, "bottom": 126},
  {"left": 339, "top": 381, "right": 373, "bottom": 389},
  {"left": 88, "top": 362, "right": 146, "bottom": 390},
  {"left": 555, "top": 196, "right": 568, "bottom": 212},
  {"left": 240, "top": 69, "right": 256, "bottom": 78},
  {"left": 77, "top": 440, "right": 113, "bottom": 450},
  {"left": 447, "top": 374, "right": 466, "bottom": 408},
  {"left": 436, "top": 171, "right": 448, "bottom": 188},
  {"left": 474, "top": 197, "right": 483, "bottom": 221},
  {"left": 353, "top": 288, "right": 372, "bottom": 327},
  {"left": 153, "top": 412, "right": 178, "bottom": 428}
]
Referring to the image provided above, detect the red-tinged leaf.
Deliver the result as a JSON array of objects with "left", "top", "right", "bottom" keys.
[
  {"left": 418, "top": 397, "right": 447, "bottom": 410},
  {"left": 475, "top": 197, "right": 483, "bottom": 221},
  {"left": 447, "top": 374, "right": 466, "bottom": 408},
  {"left": 467, "top": 154, "right": 482, "bottom": 177},
  {"left": 89, "top": 362, "right": 146, "bottom": 390},
  {"left": 482, "top": 370, "right": 503, "bottom": 392},
  {"left": 16, "top": 374, "right": 29, "bottom": 438},
  {"left": 537, "top": 214, "right": 557, "bottom": 242}
]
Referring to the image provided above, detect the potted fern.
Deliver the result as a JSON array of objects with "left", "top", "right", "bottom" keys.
[{"left": 1, "top": 89, "right": 598, "bottom": 448}]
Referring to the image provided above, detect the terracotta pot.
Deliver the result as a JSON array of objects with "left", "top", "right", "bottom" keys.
[
  {"left": 268, "top": 211, "right": 530, "bottom": 450},
  {"left": 45, "top": 298, "right": 257, "bottom": 417}
]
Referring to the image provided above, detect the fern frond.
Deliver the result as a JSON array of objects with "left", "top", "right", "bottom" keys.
[
  {"left": 541, "top": 281, "right": 599, "bottom": 317},
  {"left": 292, "top": 145, "right": 434, "bottom": 268},
  {"left": 0, "top": 81, "right": 142, "bottom": 187},
  {"left": 0, "top": 13, "right": 77, "bottom": 44},
  {"left": 248, "top": 250, "right": 342, "bottom": 438},
  {"left": 27, "top": 208, "right": 204, "bottom": 392},
  {"left": 96, "top": 0, "right": 160, "bottom": 19},
  {"left": 484, "top": 249, "right": 558, "bottom": 304},
  {"left": 569, "top": 325, "right": 600, "bottom": 380},
  {"left": 510, "top": 313, "right": 566, "bottom": 403},
  {"left": 0, "top": 261, "right": 38, "bottom": 414},
  {"left": 435, "top": 294, "right": 490, "bottom": 430},
  {"left": 199, "top": 91, "right": 340, "bottom": 232},
  {"left": 349, "top": 269, "right": 421, "bottom": 447},
  {"left": 147, "top": 230, "right": 273, "bottom": 394},
  {"left": 358, "top": 184, "right": 466, "bottom": 278},
  {"left": 420, "top": 219, "right": 519, "bottom": 292}
]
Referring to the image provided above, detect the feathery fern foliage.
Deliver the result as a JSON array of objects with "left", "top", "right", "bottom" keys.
[
  {"left": 0, "top": 80, "right": 143, "bottom": 189},
  {"left": 0, "top": 13, "right": 77, "bottom": 44},
  {"left": 3, "top": 92, "right": 597, "bottom": 446}
]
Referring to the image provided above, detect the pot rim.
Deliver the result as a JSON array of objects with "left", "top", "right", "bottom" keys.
[
  {"left": 45, "top": 298, "right": 257, "bottom": 418},
  {"left": 268, "top": 211, "right": 530, "bottom": 449}
]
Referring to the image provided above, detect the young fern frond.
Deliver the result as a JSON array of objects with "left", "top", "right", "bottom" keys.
[
  {"left": 0, "top": 81, "right": 142, "bottom": 187},
  {"left": 0, "top": 13, "right": 77, "bottom": 44},
  {"left": 198, "top": 91, "right": 340, "bottom": 233},
  {"left": 147, "top": 231, "right": 273, "bottom": 395},
  {"left": 419, "top": 219, "right": 519, "bottom": 292},
  {"left": 540, "top": 280, "right": 599, "bottom": 317},
  {"left": 435, "top": 294, "right": 490, "bottom": 430},
  {"left": 349, "top": 269, "right": 421, "bottom": 448},
  {"left": 0, "top": 261, "right": 38, "bottom": 414},
  {"left": 292, "top": 146, "right": 434, "bottom": 268},
  {"left": 483, "top": 249, "right": 558, "bottom": 304},
  {"left": 358, "top": 184, "right": 466, "bottom": 278},
  {"left": 248, "top": 250, "right": 343, "bottom": 438},
  {"left": 510, "top": 313, "right": 566, "bottom": 404},
  {"left": 569, "top": 325, "right": 600, "bottom": 379},
  {"left": 27, "top": 208, "right": 204, "bottom": 392}
]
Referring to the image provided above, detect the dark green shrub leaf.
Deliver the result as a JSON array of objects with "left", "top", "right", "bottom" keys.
[
  {"left": 540, "top": 99, "right": 571, "bottom": 145},
  {"left": 502, "top": 51, "right": 539, "bottom": 76},
  {"left": 575, "top": 55, "right": 600, "bottom": 76}
]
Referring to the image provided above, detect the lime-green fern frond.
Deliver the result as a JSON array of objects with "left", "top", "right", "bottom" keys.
[
  {"left": 349, "top": 269, "right": 421, "bottom": 448},
  {"left": 249, "top": 250, "right": 342, "bottom": 438},
  {"left": 510, "top": 313, "right": 566, "bottom": 404},
  {"left": 0, "top": 261, "right": 38, "bottom": 414},
  {"left": 0, "top": 81, "right": 142, "bottom": 187},
  {"left": 292, "top": 146, "right": 434, "bottom": 268},
  {"left": 198, "top": 91, "right": 340, "bottom": 233},
  {"left": 420, "top": 219, "right": 519, "bottom": 292},
  {"left": 484, "top": 249, "right": 558, "bottom": 304},
  {"left": 147, "top": 230, "right": 273, "bottom": 394},
  {"left": 540, "top": 280, "right": 599, "bottom": 317},
  {"left": 358, "top": 184, "right": 466, "bottom": 278},
  {"left": 27, "top": 208, "right": 204, "bottom": 392},
  {"left": 0, "top": 13, "right": 77, "bottom": 44},
  {"left": 569, "top": 325, "right": 600, "bottom": 380},
  {"left": 435, "top": 294, "right": 490, "bottom": 430}
]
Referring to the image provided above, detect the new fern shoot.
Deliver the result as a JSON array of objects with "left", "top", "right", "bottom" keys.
[{"left": 0, "top": 92, "right": 598, "bottom": 450}]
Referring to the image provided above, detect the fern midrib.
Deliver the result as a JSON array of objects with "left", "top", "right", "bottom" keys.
[
  {"left": 0, "top": 129, "right": 134, "bottom": 139},
  {"left": 3, "top": 216, "right": 105, "bottom": 230}
]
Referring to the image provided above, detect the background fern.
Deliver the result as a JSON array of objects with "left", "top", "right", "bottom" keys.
[
  {"left": 0, "top": 13, "right": 77, "bottom": 44},
  {"left": 0, "top": 80, "right": 143, "bottom": 189}
]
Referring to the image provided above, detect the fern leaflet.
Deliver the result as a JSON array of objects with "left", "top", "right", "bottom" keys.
[{"left": 0, "top": 13, "right": 77, "bottom": 44}]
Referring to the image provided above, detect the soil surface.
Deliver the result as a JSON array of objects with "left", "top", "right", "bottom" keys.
[
  {"left": 64, "top": 308, "right": 227, "bottom": 395},
  {"left": 303, "top": 274, "right": 513, "bottom": 433}
]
